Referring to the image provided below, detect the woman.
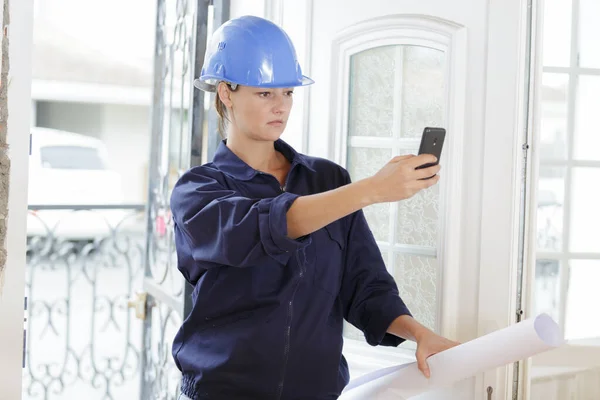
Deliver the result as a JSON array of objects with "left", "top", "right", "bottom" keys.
[{"left": 171, "top": 15, "right": 457, "bottom": 400}]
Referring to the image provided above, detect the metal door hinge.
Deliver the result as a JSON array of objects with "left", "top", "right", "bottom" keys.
[{"left": 23, "top": 296, "right": 27, "bottom": 368}]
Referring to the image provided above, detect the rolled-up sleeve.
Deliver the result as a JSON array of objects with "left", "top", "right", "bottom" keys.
[
  {"left": 339, "top": 172, "right": 412, "bottom": 347},
  {"left": 257, "top": 191, "right": 309, "bottom": 263},
  {"left": 170, "top": 169, "right": 310, "bottom": 274}
]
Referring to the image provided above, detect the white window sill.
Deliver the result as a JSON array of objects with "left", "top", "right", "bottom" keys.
[
  {"left": 565, "top": 336, "right": 600, "bottom": 346},
  {"left": 342, "top": 338, "right": 417, "bottom": 379}
]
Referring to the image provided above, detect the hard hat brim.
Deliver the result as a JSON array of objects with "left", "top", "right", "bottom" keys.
[{"left": 193, "top": 76, "right": 314, "bottom": 93}]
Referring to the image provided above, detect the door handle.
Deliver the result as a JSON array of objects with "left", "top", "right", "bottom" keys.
[{"left": 127, "top": 292, "right": 148, "bottom": 320}]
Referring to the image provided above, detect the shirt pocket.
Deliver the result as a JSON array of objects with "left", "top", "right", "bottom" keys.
[{"left": 312, "top": 221, "right": 346, "bottom": 296}]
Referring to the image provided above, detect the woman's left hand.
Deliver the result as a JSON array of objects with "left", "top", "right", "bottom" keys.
[{"left": 415, "top": 331, "right": 460, "bottom": 378}]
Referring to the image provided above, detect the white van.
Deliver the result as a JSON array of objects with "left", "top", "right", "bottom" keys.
[{"left": 27, "top": 127, "right": 127, "bottom": 242}]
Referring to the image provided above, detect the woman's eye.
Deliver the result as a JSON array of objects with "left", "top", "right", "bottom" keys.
[
  {"left": 286, "top": 91, "right": 294, "bottom": 96},
  {"left": 259, "top": 92, "right": 270, "bottom": 97}
]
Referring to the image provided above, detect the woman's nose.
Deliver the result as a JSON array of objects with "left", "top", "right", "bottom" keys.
[{"left": 273, "top": 96, "right": 290, "bottom": 114}]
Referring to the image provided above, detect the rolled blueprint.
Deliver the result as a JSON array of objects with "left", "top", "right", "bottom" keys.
[{"left": 340, "top": 313, "right": 564, "bottom": 400}]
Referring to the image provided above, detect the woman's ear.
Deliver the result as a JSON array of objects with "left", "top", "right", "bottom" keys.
[{"left": 217, "top": 82, "right": 233, "bottom": 108}]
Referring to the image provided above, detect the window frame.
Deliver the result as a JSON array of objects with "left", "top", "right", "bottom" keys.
[
  {"left": 534, "top": 0, "right": 600, "bottom": 340},
  {"left": 329, "top": 15, "right": 468, "bottom": 362}
]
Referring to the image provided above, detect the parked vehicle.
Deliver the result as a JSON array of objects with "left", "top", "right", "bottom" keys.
[{"left": 27, "top": 127, "right": 127, "bottom": 242}]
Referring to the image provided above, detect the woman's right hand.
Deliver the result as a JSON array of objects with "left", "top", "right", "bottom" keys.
[{"left": 367, "top": 154, "right": 441, "bottom": 204}]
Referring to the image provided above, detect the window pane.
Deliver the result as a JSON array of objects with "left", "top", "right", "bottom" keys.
[
  {"left": 393, "top": 254, "right": 438, "bottom": 331},
  {"left": 579, "top": 0, "right": 600, "bottom": 68},
  {"left": 532, "top": 259, "right": 561, "bottom": 324},
  {"left": 396, "top": 184, "right": 439, "bottom": 247},
  {"left": 346, "top": 147, "right": 390, "bottom": 181},
  {"left": 569, "top": 167, "right": 600, "bottom": 252},
  {"left": 539, "top": 73, "right": 569, "bottom": 161},
  {"left": 347, "top": 147, "right": 392, "bottom": 242},
  {"left": 565, "top": 260, "right": 600, "bottom": 339},
  {"left": 542, "top": 0, "right": 572, "bottom": 67},
  {"left": 348, "top": 46, "right": 396, "bottom": 137},
  {"left": 344, "top": 44, "right": 447, "bottom": 342},
  {"left": 573, "top": 76, "right": 600, "bottom": 161},
  {"left": 394, "top": 147, "right": 441, "bottom": 247},
  {"left": 536, "top": 166, "right": 565, "bottom": 251},
  {"left": 400, "top": 46, "right": 446, "bottom": 138},
  {"left": 363, "top": 206, "right": 390, "bottom": 243},
  {"left": 342, "top": 251, "right": 392, "bottom": 341}
]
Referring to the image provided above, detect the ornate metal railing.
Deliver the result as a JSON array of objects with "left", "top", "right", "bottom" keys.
[{"left": 23, "top": 204, "right": 147, "bottom": 400}]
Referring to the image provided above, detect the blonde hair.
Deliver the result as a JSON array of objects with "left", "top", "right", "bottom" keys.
[{"left": 214, "top": 82, "right": 239, "bottom": 138}]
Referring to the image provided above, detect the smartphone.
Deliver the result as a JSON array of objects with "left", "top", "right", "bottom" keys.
[{"left": 416, "top": 127, "right": 446, "bottom": 179}]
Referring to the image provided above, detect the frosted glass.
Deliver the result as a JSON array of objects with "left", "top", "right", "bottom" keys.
[
  {"left": 400, "top": 46, "right": 445, "bottom": 138},
  {"left": 396, "top": 184, "right": 439, "bottom": 247},
  {"left": 347, "top": 147, "right": 392, "bottom": 242},
  {"left": 348, "top": 46, "right": 396, "bottom": 137},
  {"left": 393, "top": 254, "right": 438, "bottom": 331}
]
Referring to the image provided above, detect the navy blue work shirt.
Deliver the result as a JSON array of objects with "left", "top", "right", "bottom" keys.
[{"left": 170, "top": 139, "right": 411, "bottom": 400}]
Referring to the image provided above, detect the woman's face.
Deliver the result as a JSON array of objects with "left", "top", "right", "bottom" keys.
[{"left": 218, "top": 83, "right": 294, "bottom": 141}]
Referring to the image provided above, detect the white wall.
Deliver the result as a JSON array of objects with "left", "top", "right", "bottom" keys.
[
  {"left": 35, "top": 101, "right": 151, "bottom": 204},
  {"left": 0, "top": 1, "right": 33, "bottom": 399},
  {"left": 36, "top": 101, "right": 104, "bottom": 138}
]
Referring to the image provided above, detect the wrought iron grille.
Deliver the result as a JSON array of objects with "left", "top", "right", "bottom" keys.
[
  {"left": 140, "top": 0, "right": 216, "bottom": 398},
  {"left": 23, "top": 0, "right": 229, "bottom": 398},
  {"left": 22, "top": 205, "right": 146, "bottom": 400}
]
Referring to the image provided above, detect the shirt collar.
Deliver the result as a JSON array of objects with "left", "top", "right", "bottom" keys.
[{"left": 212, "top": 138, "right": 316, "bottom": 181}]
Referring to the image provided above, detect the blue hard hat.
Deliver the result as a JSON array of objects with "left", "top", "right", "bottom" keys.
[{"left": 194, "top": 16, "right": 314, "bottom": 92}]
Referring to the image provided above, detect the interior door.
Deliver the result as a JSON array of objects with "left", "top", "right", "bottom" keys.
[{"left": 300, "top": 0, "right": 532, "bottom": 398}]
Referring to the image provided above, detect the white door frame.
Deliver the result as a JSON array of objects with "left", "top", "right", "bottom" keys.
[
  {"left": 0, "top": 0, "right": 34, "bottom": 399},
  {"left": 477, "top": 0, "right": 533, "bottom": 397}
]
